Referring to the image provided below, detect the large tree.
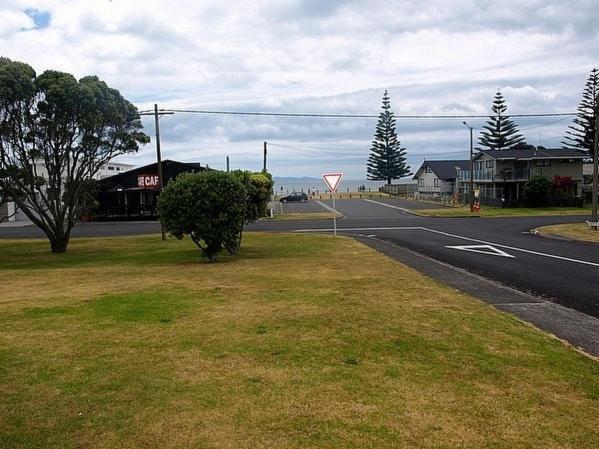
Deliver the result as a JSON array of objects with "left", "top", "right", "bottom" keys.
[
  {"left": 562, "top": 67, "right": 598, "bottom": 158},
  {"left": 367, "top": 90, "right": 410, "bottom": 184},
  {"left": 478, "top": 90, "right": 525, "bottom": 151},
  {"left": 0, "top": 58, "right": 149, "bottom": 252}
]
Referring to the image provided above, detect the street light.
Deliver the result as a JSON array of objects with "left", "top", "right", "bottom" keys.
[{"left": 463, "top": 121, "right": 474, "bottom": 212}]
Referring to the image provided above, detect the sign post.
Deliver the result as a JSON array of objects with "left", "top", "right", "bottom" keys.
[{"left": 322, "top": 172, "right": 343, "bottom": 236}]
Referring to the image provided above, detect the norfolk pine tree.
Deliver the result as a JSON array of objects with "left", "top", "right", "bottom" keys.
[
  {"left": 478, "top": 90, "right": 525, "bottom": 151},
  {"left": 367, "top": 90, "right": 410, "bottom": 184},
  {"left": 563, "top": 67, "right": 598, "bottom": 159}
]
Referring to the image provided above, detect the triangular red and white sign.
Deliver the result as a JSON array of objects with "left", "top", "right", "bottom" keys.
[{"left": 322, "top": 172, "right": 343, "bottom": 192}]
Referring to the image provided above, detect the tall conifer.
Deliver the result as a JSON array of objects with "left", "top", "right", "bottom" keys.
[
  {"left": 367, "top": 90, "right": 410, "bottom": 184},
  {"left": 478, "top": 90, "right": 525, "bottom": 151},
  {"left": 563, "top": 67, "right": 598, "bottom": 159}
]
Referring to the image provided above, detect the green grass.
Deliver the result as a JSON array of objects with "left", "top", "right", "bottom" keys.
[
  {"left": 414, "top": 205, "right": 592, "bottom": 218},
  {"left": 0, "top": 234, "right": 598, "bottom": 448}
]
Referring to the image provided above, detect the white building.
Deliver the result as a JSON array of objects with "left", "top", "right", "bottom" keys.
[
  {"left": 96, "top": 162, "right": 135, "bottom": 179},
  {"left": 412, "top": 160, "right": 470, "bottom": 197}
]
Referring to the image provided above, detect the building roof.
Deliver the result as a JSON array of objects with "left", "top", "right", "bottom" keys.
[
  {"left": 412, "top": 160, "right": 470, "bottom": 180},
  {"left": 475, "top": 148, "right": 588, "bottom": 161},
  {"left": 99, "top": 159, "right": 207, "bottom": 190}
]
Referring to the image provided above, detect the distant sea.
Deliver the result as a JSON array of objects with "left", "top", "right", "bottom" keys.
[{"left": 273, "top": 177, "right": 388, "bottom": 195}]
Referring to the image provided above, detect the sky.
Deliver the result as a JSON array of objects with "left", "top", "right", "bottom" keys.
[{"left": 1, "top": 0, "right": 598, "bottom": 178}]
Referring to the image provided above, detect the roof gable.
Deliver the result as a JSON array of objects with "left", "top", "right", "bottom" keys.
[{"left": 413, "top": 160, "right": 470, "bottom": 180}]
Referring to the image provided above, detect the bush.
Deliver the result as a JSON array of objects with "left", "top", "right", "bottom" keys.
[
  {"left": 226, "top": 170, "right": 274, "bottom": 254},
  {"left": 523, "top": 175, "right": 551, "bottom": 207},
  {"left": 551, "top": 175, "right": 575, "bottom": 198},
  {"left": 158, "top": 171, "right": 246, "bottom": 262}
]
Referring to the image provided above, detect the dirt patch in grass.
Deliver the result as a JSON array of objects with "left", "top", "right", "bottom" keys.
[
  {"left": 0, "top": 233, "right": 597, "bottom": 449},
  {"left": 535, "top": 222, "right": 599, "bottom": 244}
]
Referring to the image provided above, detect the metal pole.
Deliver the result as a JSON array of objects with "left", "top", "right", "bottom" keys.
[
  {"left": 263, "top": 141, "right": 267, "bottom": 172},
  {"left": 469, "top": 126, "right": 474, "bottom": 212},
  {"left": 226, "top": 156, "right": 230, "bottom": 172},
  {"left": 332, "top": 195, "right": 337, "bottom": 237},
  {"left": 154, "top": 104, "right": 166, "bottom": 241},
  {"left": 593, "top": 112, "right": 598, "bottom": 224}
]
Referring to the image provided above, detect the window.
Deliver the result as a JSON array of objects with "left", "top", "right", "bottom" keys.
[
  {"left": 434, "top": 178, "right": 440, "bottom": 187},
  {"left": 425, "top": 166, "right": 432, "bottom": 173},
  {"left": 485, "top": 160, "right": 494, "bottom": 168},
  {"left": 418, "top": 179, "right": 424, "bottom": 187},
  {"left": 535, "top": 160, "right": 551, "bottom": 167},
  {"left": 116, "top": 167, "right": 121, "bottom": 171},
  {"left": 108, "top": 166, "right": 115, "bottom": 171}
]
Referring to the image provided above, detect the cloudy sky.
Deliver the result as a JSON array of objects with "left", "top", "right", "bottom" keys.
[{"left": 1, "top": 0, "right": 597, "bottom": 178}]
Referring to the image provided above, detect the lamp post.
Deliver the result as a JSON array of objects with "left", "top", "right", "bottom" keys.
[{"left": 463, "top": 122, "right": 474, "bottom": 212}]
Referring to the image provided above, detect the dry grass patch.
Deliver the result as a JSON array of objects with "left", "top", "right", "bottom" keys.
[
  {"left": 0, "top": 233, "right": 597, "bottom": 449},
  {"left": 415, "top": 205, "right": 591, "bottom": 218},
  {"left": 535, "top": 222, "right": 599, "bottom": 244}
]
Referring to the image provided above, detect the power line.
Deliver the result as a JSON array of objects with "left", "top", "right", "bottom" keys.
[{"left": 138, "top": 107, "right": 577, "bottom": 119}]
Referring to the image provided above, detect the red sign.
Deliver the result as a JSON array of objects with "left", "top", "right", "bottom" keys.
[
  {"left": 137, "top": 174, "right": 160, "bottom": 189},
  {"left": 322, "top": 172, "right": 343, "bottom": 192}
]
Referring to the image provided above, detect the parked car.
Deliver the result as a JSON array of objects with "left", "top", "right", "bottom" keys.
[{"left": 279, "top": 192, "right": 308, "bottom": 203}]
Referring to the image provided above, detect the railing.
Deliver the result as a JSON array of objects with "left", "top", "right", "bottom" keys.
[{"left": 458, "top": 169, "right": 530, "bottom": 181}]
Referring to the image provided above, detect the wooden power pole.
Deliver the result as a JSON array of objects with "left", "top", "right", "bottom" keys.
[
  {"left": 593, "top": 112, "right": 599, "bottom": 224},
  {"left": 263, "top": 141, "right": 267, "bottom": 172}
]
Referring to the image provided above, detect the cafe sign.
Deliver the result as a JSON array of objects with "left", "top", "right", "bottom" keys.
[{"left": 137, "top": 174, "right": 160, "bottom": 189}]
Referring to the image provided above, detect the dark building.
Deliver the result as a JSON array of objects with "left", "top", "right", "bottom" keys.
[{"left": 96, "top": 160, "right": 207, "bottom": 220}]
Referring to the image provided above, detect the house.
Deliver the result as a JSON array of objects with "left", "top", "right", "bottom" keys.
[
  {"left": 96, "top": 159, "right": 207, "bottom": 219},
  {"left": 456, "top": 148, "right": 587, "bottom": 205},
  {"left": 412, "top": 160, "right": 470, "bottom": 197}
]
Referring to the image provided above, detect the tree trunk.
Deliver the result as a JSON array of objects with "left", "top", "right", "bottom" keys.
[{"left": 50, "top": 236, "right": 69, "bottom": 253}]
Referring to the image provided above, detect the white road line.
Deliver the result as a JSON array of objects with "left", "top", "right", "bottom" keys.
[
  {"left": 315, "top": 200, "right": 338, "bottom": 214},
  {"left": 363, "top": 198, "right": 413, "bottom": 214},
  {"left": 293, "top": 225, "right": 599, "bottom": 268}
]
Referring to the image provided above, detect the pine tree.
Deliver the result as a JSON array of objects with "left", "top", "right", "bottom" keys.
[
  {"left": 478, "top": 90, "right": 525, "bottom": 151},
  {"left": 367, "top": 90, "right": 410, "bottom": 184},
  {"left": 563, "top": 67, "right": 598, "bottom": 158}
]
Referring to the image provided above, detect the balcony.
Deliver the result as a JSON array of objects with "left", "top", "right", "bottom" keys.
[{"left": 457, "top": 169, "right": 530, "bottom": 182}]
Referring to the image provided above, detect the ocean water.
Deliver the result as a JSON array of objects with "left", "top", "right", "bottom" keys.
[{"left": 273, "top": 179, "right": 387, "bottom": 195}]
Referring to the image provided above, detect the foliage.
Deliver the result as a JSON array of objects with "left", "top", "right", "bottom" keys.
[
  {"left": 367, "top": 90, "right": 410, "bottom": 184},
  {"left": 226, "top": 170, "right": 274, "bottom": 254},
  {"left": 478, "top": 90, "right": 525, "bottom": 151},
  {"left": 524, "top": 175, "right": 552, "bottom": 207},
  {"left": 0, "top": 57, "right": 149, "bottom": 252},
  {"left": 551, "top": 175, "right": 575, "bottom": 198},
  {"left": 158, "top": 171, "right": 247, "bottom": 262},
  {"left": 563, "top": 67, "right": 598, "bottom": 159}
]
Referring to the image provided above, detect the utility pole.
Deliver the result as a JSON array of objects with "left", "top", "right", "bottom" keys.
[
  {"left": 593, "top": 112, "right": 598, "bottom": 224},
  {"left": 139, "top": 105, "right": 174, "bottom": 241},
  {"left": 226, "top": 156, "right": 230, "bottom": 172},
  {"left": 463, "top": 122, "right": 475, "bottom": 212},
  {"left": 263, "top": 141, "right": 267, "bottom": 172},
  {"left": 154, "top": 104, "right": 167, "bottom": 241}
]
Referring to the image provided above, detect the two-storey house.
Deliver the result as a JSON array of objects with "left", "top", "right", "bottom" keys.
[{"left": 457, "top": 148, "right": 587, "bottom": 205}]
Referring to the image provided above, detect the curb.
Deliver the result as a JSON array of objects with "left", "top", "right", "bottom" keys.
[{"left": 531, "top": 228, "right": 599, "bottom": 247}]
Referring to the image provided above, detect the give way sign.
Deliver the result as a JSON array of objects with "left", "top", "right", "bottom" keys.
[{"left": 322, "top": 172, "right": 343, "bottom": 192}]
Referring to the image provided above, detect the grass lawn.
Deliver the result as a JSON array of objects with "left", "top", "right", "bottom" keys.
[
  {"left": 535, "top": 222, "right": 599, "bottom": 244},
  {"left": 0, "top": 233, "right": 598, "bottom": 449},
  {"left": 414, "top": 205, "right": 592, "bottom": 218}
]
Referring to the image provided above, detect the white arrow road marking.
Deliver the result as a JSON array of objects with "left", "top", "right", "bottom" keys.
[{"left": 446, "top": 244, "right": 515, "bottom": 258}]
